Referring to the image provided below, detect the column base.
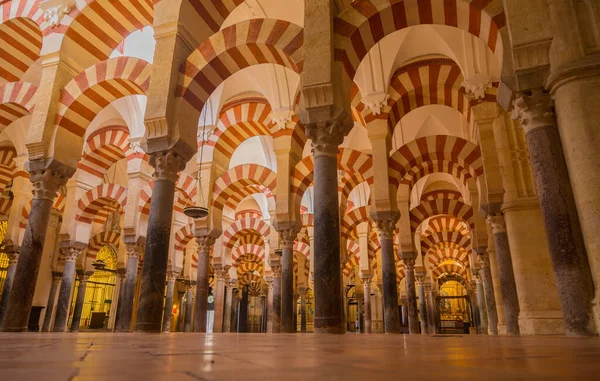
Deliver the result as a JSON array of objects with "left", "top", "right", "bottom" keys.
[{"left": 518, "top": 311, "right": 565, "bottom": 335}]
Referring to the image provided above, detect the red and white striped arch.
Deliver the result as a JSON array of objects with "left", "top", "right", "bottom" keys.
[
  {"left": 55, "top": 57, "right": 151, "bottom": 140},
  {"left": 235, "top": 209, "right": 262, "bottom": 220},
  {"left": 177, "top": 18, "right": 304, "bottom": 118},
  {"left": 238, "top": 233, "right": 264, "bottom": 247},
  {"left": 0, "top": 81, "right": 37, "bottom": 131},
  {"left": 0, "top": 0, "right": 43, "bottom": 82},
  {"left": 223, "top": 217, "right": 270, "bottom": 249},
  {"left": 334, "top": 0, "right": 504, "bottom": 79},
  {"left": 138, "top": 174, "right": 197, "bottom": 216},
  {"left": 410, "top": 199, "right": 474, "bottom": 233},
  {"left": 60, "top": 0, "right": 153, "bottom": 65},
  {"left": 347, "top": 240, "right": 360, "bottom": 258},
  {"left": 343, "top": 253, "right": 360, "bottom": 277},
  {"left": 294, "top": 241, "right": 310, "bottom": 259},
  {"left": 388, "top": 135, "right": 483, "bottom": 189},
  {"left": 422, "top": 215, "right": 471, "bottom": 237},
  {"left": 432, "top": 261, "right": 467, "bottom": 279},
  {"left": 78, "top": 126, "right": 131, "bottom": 178},
  {"left": 237, "top": 261, "right": 263, "bottom": 278},
  {"left": 173, "top": 223, "right": 194, "bottom": 265},
  {"left": 231, "top": 243, "right": 265, "bottom": 267},
  {"left": 421, "top": 189, "right": 463, "bottom": 202},
  {"left": 0, "top": 146, "right": 16, "bottom": 189},
  {"left": 75, "top": 183, "right": 127, "bottom": 225},
  {"left": 212, "top": 164, "right": 277, "bottom": 212},
  {"left": 341, "top": 206, "right": 370, "bottom": 240},
  {"left": 239, "top": 272, "right": 263, "bottom": 288},
  {"left": 187, "top": 0, "right": 243, "bottom": 33},
  {"left": 421, "top": 230, "right": 471, "bottom": 255},
  {"left": 426, "top": 246, "right": 470, "bottom": 270},
  {"left": 85, "top": 230, "right": 121, "bottom": 260}
]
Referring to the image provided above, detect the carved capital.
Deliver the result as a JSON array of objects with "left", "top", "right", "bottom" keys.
[
  {"left": 477, "top": 252, "right": 490, "bottom": 268},
  {"left": 269, "top": 111, "right": 296, "bottom": 132},
  {"left": 29, "top": 168, "right": 69, "bottom": 201},
  {"left": 7, "top": 252, "right": 19, "bottom": 265},
  {"left": 149, "top": 150, "right": 186, "bottom": 183},
  {"left": 375, "top": 218, "right": 397, "bottom": 240},
  {"left": 271, "top": 265, "right": 281, "bottom": 278},
  {"left": 52, "top": 271, "right": 63, "bottom": 283},
  {"left": 60, "top": 246, "right": 82, "bottom": 262},
  {"left": 486, "top": 213, "right": 506, "bottom": 234},
  {"left": 462, "top": 74, "right": 495, "bottom": 100},
  {"left": 226, "top": 279, "right": 237, "bottom": 290},
  {"left": 306, "top": 119, "right": 352, "bottom": 158},
  {"left": 196, "top": 235, "right": 216, "bottom": 253},
  {"left": 167, "top": 271, "right": 179, "bottom": 282},
  {"left": 512, "top": 89, "right": 555, "bottom": 134},
  {"left": 79, "top": 272, "right": 93, "bottom": 283},
  {"left": 126, "top": 243, "right": 144, "bottom": 259},
  {"left": 423, "top": 281, "right": 432, "bottom": 293},
  {"left": 402, "top": 257, "right": 416, "bottom": 270},
  {"left": 40, "top": 0, "right": 75, "bottom": 28},
  {"left": 362, "top": 93, "right": 389, "bottom": 115},
  {"left": 278, "top": 228, "right": 297, "bottom": 249}
]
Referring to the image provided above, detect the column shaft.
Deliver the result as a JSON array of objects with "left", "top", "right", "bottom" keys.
[
  {"left": 0, "top": 252, "right": 19, "bottom": 326},
  {"left": 488, "top": 215, "right": 520, "bottom": 335},
  {"left": 362, "top": 279, "right": 372, "bottom": 333},
  {"left": 223, "top": 282, "right": 234, "bottom": 333},
  {"left": 479, "top": 256, "right": 499, "bottom": 334},
  {"left": 281, "top": 240, "right": 295, "bottom": 333},
  {"left": 162, "top": 275, "right": 177, "bottom": 332},
  {"left": 117, "top": 249, "right": 141, "bottom": 331},
  {"left": 213, "top": 274, "right": 226, "bottom": 333},
  {"left": 238, "top": 286, "right": 249, "bottom": 333},
  {"left": 113, "top": 270, "right": 126, "bottom": 331},
  {"left": 380, "top": 233, "right": 400, "bottom": 333},
  {"left": 272, "top": 268, "right": 281, "bottom": 333},
  {"left": 194, "top": 238, "right": 213, "bottom": 332},
  {"left": 266, "top": 280, "right": 274, "bottom": 332},
  {"left": 404, "top": 263, "right": 419, "bottom": 334},
  {"left": 183, "top": 288, "right": 193, "bottom": 332},
  {"left": 475, "top": 278, "right": 488, "bottom": 334},
  {"left": 417, "top": 282, "right": 428, "bottom": 334},
  {"left": 300, "top": 292, "right": 307, "bottom": 333},
  {"left": 312, "top": 151, "right": 343, "bottom": 334},
  {"left": 70, "top": 274, "right": 90, "bottom": 332},
  {"left": 41, "top": 273, "right": 61, "bottom": 332},
  {"left": 425, "top": 287, "right": 436, "bottom": 334},
  {"left": 53, "top": 256, "right": 77, "bottom": 332}
]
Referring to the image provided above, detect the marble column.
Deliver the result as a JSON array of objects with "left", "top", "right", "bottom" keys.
[
  {"left": 416, "top": 277, "right": 428, "bottom": 334},
  {"left": 212, "top": 269, "right": 227, "bottom": 333},
  {"left": 2, "top": 166, "right": 69, "bottom": 332},
  {"left": 513, "top": 90, "right": 595, "bottom": 336},
  {"left": 473, "top": 271, "right": 489, "bottom": 335},
  {"left": 299, "top": 287, "right": 307, "bottom": 333},
  {"left": 0, "top": 249, "right": 19, "bottom": 326},
  {"left": 117, "top": 242, "right": 143, "bottom": 332},
  {"left": 52, "top": 246, "right": 83, "bottom": 332},
  {"left": 112, "top": 268, "right": 126, "bottom": 331},
  {"left": 468, "top": 283, "right": 481, "bottom": 333},
  {"left": 487, "top": 214, "right": 520, "bottom": 335},
  {"left": 272, "top": 265, "right": 282, "bottom": 333},
  {"left": 70, "top": 271, "right": 92, "bottom": 332},
  {"left": 183, "top": 283, "right": 194, "bottom": 332},
  {"left": 265, "top": 278, "right": 274, "bottom": 332},
  {"left": 477, "top": 252, "right": 499, "bottom": 335},
  {"left": 223, "top": 279, "right": 235, "bottom": 333},
  {"left": 424, "top": 281, "right": 436, "bottom": 334},
  {"left": 162, "top": 271, "right": 178, "bottom": 333},
  {"left": 135, "top": 150, "right": 186, "bottom": 333},
  {"left": 41, "top": 272, "right": 62, "bottom": 332},
  {"left": 361, "top": 275, "right": 372, "bottom": 333},
  {"left": 231, "top": 289, "right": 240, "bottom": 332},
  {"left": 238, "top": 285, "right": 249, "bottom": 333},
  {"left": 193, "top": 236, "right": 215, "bottom": 333},
  {"left": 403, "top": 258, "right": 420, "bottom": 334},
  {"left": 307, "top": 122, "right": 349, "bottom": 334},
  {"left": 279, "top": 229, "right": 296, "bottom": 333},
  {"left": 375, "top": 219, "right": 401, "bottom": 333},
  {"left": 488, "top": 244, "right": 507, "bottom": 334}
]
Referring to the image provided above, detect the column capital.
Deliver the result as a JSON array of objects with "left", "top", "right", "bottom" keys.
[
  {"left": 60, "top": 244, "right": 84, "bottom": 263},
  {"left": 116, "top": 268, "right": 126, "bottom": 281},
  {"left": 271, "top": 265, "right": 282, "bottom": 278},
  {"left": 195, "top": 235, "right": 216, "bottom": 253},
  {"left": 78, "top": 271, "right": 93, "bottom": 283},
  {"left": 306, "top": 119, "right": 353, "bottom": 158},
  {"left": 7, "top": 251, "right": 19, "bottom": 264},
  {"left": 167, "top": 271, "right": 179, "bottom": 281},
  {"left": 149, "top": 149, "right": 186, "bottom": 183},
  {"left": 29, "top": 166, "right": 69, "bottom": 201},
  {"left": 125, "top": 242, "right": 144, "bottom": 259},
  {"left": 374, "top": 217, "right": 398, "bottom": 240},
  {"left": 476, "top": 251, "right": 490, "bottom": 268},
  {"left": 512, "top": 89, "right": 555, "bottom": 134},
  {"left": 51, "top": 271, "right": 63, "bottom": 283},
  {"left": 402, "top": 257, "right": 416, "bottom": 270},
  {"left": 298, "top": 286, "right": 307, "bottom": 296},
  {"left": 278, "top": 228, "right": 297, "bottom": 249},
  {"left": 423, "top": 281, "right": 432, "bottom": 293},
  {"left": 486, "top": 213, "right": 506, "bottom": 234}
]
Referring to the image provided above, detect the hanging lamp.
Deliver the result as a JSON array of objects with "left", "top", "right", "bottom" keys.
[{"left": 183, "top": 99, "right": 212, "bottom": 219}]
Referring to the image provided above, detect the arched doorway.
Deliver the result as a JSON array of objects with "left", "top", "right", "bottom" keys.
[
  {"left": 70, "top": 245, "right": 118, "bottom": 330},
  {"left": 437, "top": 276, "right": 473, "bottom": 334}
]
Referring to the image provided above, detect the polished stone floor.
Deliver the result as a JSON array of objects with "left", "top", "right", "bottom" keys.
[{"left": 0, "top": 333, "right": 599, "bottom": 380}]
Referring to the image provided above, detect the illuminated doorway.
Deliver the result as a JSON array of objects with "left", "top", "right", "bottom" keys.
[
  {"left": 0, "top": 220, "right": 8, "bottom": 297},
  {"left": 296, "top": 288, "right": 314, "bottom": 332},
  {"left": 70, "top": 245, "right": 118, "bottom": 329},
  {"left": 437, "top": 277, "right": 473, "bottom": 334}
]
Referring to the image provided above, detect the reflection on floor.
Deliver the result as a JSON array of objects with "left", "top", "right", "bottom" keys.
[{"left": 0, "top": 333, "right": 599, "bottom": 380}]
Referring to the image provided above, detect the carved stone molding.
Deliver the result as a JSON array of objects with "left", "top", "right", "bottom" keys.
[
  {"left": 462, "top": 73, "right": 495, "bottom": 100},
  {"left": 486, "top": 213, "right": 507, "bottom": 234},
  {"left": 126, "top": 243, "right": 144, "bottom": 259},
  {"left": 375, "top": 218, "right": 397, "bottom": 240},
  {"left": 29, "top": 168, "right": 69, "bottom": 201},
  {"left": 167, "top": 271, "right": 179, "bottom": 282},
  {"left": 512, "top": 89, "right": 555, "bottom": 134},
  {"left": 402, "top": 257, "right": 416, "bottom": 270},
  {"left": 149, "top": 150, "right": 186, "bottom": 183},
  {"left": 477, "top": 252, "right": 490, "bottom": 268},
  {"left": 39, "top": 0, "right": 75, "bottom": 28},
  {"left": 197, "top": 125, "right": 215, "bottom": 143},
  {"left": 196, "top": 236, "right": 216, "bottom": 253},
  {"left": 271, "top": 265, "right": 282, "bottom": 278},
  {"left": 306, "top": 118, "right": 353, "bottom": 158},
  {"left": 269, "top": 111, "right": 296, "bottom": 132},
  {"left": 278, "top": 228, "right": 297, "bottom": 249},
  {"left": 60, "top": 246, "right": 82, "bottom": 263},
  {"left": 362, "top": 93, "right": 389, "bottom": 115}
]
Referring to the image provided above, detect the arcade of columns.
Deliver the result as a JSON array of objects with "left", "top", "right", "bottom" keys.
[{"left": 0, "top": 0, "right": 598, "bottom": 336}]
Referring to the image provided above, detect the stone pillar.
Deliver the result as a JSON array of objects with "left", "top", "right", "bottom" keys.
[
  {"left": 223, "top": 279, "right": 235, "bottom": 333},
  {"left": 486, "top": 214, "right": 520, "bottom": 335},
  {"left": 231, "top": 289, "right": 241, "bottom": 332},
  {"left": 162, "top": 271, "right": 178, "bottom": 333},
  {"left": 468, "top": 282, "right": 481, "bottom": 333},
  {"left": 70, "top": 271, "right": 92, "bottom": 332},
  {"left": 279, "top": 229, "right": 296, "bottom": 333},
  {"left": 306, "top": 122, "right": 350, "bottom": 334},
  {"left": 117, "top": 242, "right": 143, "bottom": 332},
  {"left": 400, "top": 296, "right": 408, "bottom": 325},
  {"left": 416, "top": 275, "right": 428, "bottom": 334},
  {"left": 272, "top": 265, "right": 282, "bottom": 333},
  {"left": 212, "top": 268, "right": 227, "bottom": 333},
  {"left": 473, "top": 270, "right": 489, "bottom": 335},
  {"left": 135, "top": 151, "right": 186, "bottom": 332},
  {"left": 513, "top": 90, "right": 596, "bottom": 335},
  {"left": 402, "top": 258, "right": 420, "bottom": 334},
  {"left": 193, "top": 236, "right": 215, "bottom": 333},
  {"left": 265, "top": 278, "right": 274, "bottom": 333},
  {"left": 113, "top": 268, "right": 127, "bottom": 331},
  {"left": 424, "top": 281, "right": 436, "bottom": 334},
  {"left": 488, "top": 243, "right": 506, "bottom": 334},
  {"left": 41, "top": 272, "right": 62, "bottom": 332},
  {"left": 52, "top": 246, "right": 83, "bottom": 332},
  {"left": 2, "top": 166, "right": 69, "bottom": 332},
  {"left": 375, "top": 218, "right": 401, "bottom": 333},
  {"left": 0, "top": 249, "right": 19, "bottom": 326},
  {"left": 183, "top": 283, "right": 194, "bottom": 332},
  {"left": 238, "top": 285, "right": 249, "bottom": 333},
  {"left": 361, "top": 275, "right": 372, "bottom": 333},
  {"left": 477, "top": 252, "right": 498, "bottom": 334},
  {"left": 299, "top": 287, "right": 307, "bottom": 333}
]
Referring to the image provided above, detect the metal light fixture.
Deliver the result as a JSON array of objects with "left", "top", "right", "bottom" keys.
[{"left": 184, "top": 99, "right": 213, "bottom": 219}]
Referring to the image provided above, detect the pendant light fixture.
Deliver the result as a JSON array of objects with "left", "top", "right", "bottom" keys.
[{"left": 183, "top": 99, "right": 212, "bottom": 219}]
